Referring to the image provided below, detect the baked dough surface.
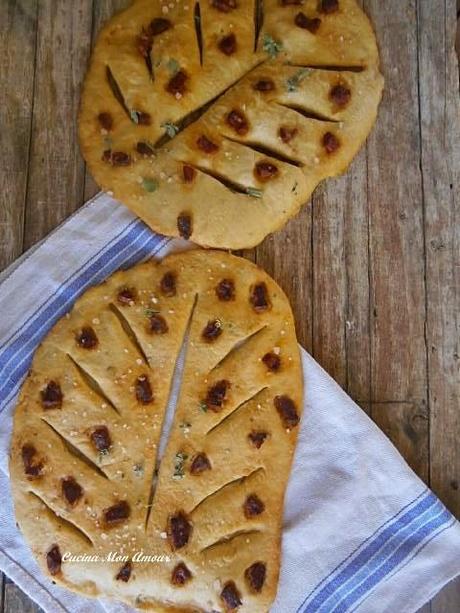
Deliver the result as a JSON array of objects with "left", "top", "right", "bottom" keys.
[
  {"left": 79, "top": 0, "right": 383, "bottom": 249},
  {"left": 10, "top": 250, "right": 303, "bottom": 612}
]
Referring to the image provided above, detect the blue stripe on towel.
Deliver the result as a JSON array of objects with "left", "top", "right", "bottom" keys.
[
  {"left": 0, "top": 220, "right": 170, "bottom": 413},
  {"left": 0, "top": 219, "right": 139, "bottom": 353},
  {"left": 298, "top": 490, "right": 453, "bottom": 612}
]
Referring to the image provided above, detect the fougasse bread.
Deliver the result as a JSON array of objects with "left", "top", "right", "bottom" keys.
[
  {"left": 79, "top": 0, "right": 384, "bottom": 249},
  {"left": 10, "top": 250, "right": 303, "bottom": 612}
]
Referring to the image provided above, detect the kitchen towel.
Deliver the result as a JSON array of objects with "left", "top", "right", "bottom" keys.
[{"left": 0, "top": 192, "right": 459, "bottom": 613}]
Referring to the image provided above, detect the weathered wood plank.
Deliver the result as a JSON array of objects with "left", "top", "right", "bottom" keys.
[
  {"left": 372, "top": 402, "right": 429, "bottom": 481},
  {"left": 342, "top": 149, "right": 372, "bottom": 407},
  {"left": 311, "top": 179, "right": 347, "bottom": 388},
  {"left": 364, "top": 0, "right": 429, "bottom": 479},
  {"left": 0, "top": 0, "right": 38, "bottom": 270},
  {"left": 4, "top": 581, "right": 42, "bottom": 613},
  {"left": 311, "top": 149, "right": 371, "bottom": 400},
  {"left": 255, "top": 204, "right": 313, "bottom": 353},
  {"left": 431, "top": 577, "right": 460, "bottom": 613},
  {"left": 91, "top": 0, "right": 130, "bottom": 38},
  {"left": 418, "top": 0, "right": 460, "bottom": 517},
  {"left": 419, "top": 0, "right": 460, "bottom": 605},
  {"left": 23, "top": 0, "right": 93, "bottom": 250},
  {"left": 309, "top": 0, "right": 371, "bottom": 403}
]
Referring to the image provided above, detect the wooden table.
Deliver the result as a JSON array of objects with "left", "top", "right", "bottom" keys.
[{"left": 1, "top": 1, "right": 459, "bottom": 611}]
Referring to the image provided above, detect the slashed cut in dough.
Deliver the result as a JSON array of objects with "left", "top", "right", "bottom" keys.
[
  {"left": 79, "top": 0, "right": 384, "bottom": 249},
  {"left": 10, "top": 250, "right": 303, "bottom": 612}
]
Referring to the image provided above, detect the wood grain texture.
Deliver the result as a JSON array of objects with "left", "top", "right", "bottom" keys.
[
  {"left": 255, "top": 204, "right": 313, "bottom": 353},
  {"left": 22, "top": 0, "right": 93, "bottom": 250},
  {"left": 362, "top": 0, "right": 431, "bottom": 501},
  {"left": 304, "top": 0, "right": 371, "bottom": 401},
  {"left": 4, "top": 581, "right": 42, "bottom": 613},
  {"left": 418, "top": 0, "right": 460, "bottom": 608},
  {"left": 372, "top": 402, "right": 429, "bottom": 481},
  {"left": 418, "top": 0, "right": 460, "bottom": 518},
  {"left": 365, "top": 0, "right": 428, "bottom": 406},
  {"left": 0, "top": 0, "right": 38, "bottom": 270},
  {"left": 311, "top": 149, "right": 371, "bottom": 399},
  {"left": 431, "top": 576, "right": 460, "bottom": 613},
  {"left": 0, "top": 0, "right": 459, "bottom": 611}
]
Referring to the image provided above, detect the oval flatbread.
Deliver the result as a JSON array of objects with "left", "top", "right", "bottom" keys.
[
  {"left": 79, "top": 0, "right": 384, "bottom": 249},
  {"left": 10, "top": 250, "right": 303, "bottom": 612}
]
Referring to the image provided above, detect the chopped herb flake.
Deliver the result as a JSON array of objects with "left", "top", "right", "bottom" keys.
[
  {"left": 142, "top": 178, "right": 159, "bottom": 192},
  {"left": 98, "top": 448, "right": 109, "bottom": 463},
  {"left": 286, "top": 68, "right": 312, "bottom": 92},
  {"left": 133, "top": 463, "right": 144, "bottom": 477},
  {"left": 199, "top": 401, "right": 208, "bottom": 413},
  {"left": 246, "top": 187, "right": 263, "bottom": 198},
  {"left": 130, "top": 110, "right": 140, "bottom": 124},
  {"left": 145, "top": 307, "right": 160, "bottom": 317},
  {"left": 173, "top": 452, "right": 188, "bottom": 479},
  {"left": 263, "top": 34, "right": 283, "bottom": 59},
  {"left": 166, "top": 58, "right": 180, "bottom": 75},
  {"left": 161, "top": 121, "right": 179, "bottom": 138}
]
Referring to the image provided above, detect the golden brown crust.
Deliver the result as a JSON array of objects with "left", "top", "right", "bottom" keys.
[
  {"left": 78, "top": 0, "right": 383, "bottom": 248},
  {"left": 10, "top": 250, "right": 303, "bottom": 612}
]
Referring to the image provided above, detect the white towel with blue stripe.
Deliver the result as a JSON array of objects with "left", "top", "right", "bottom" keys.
[{"left": 0, "top": 193, "right": 458, "bottom": 613}]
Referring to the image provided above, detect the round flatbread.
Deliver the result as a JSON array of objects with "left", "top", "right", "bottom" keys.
[
  {"left": 10, "top": 250, "right": 303, "bottom": 612},
  {"left": 79, "top": 0, "right": 383, "bottom": 249}
]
